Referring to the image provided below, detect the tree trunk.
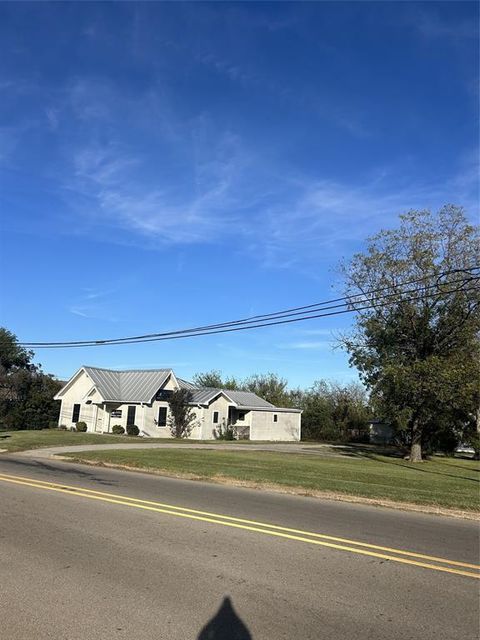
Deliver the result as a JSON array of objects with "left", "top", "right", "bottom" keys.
[
  {"left": 409, "top": 418, "right": 423, "bottom": 462},
  {"left": 474, "top": 407, "right": 480, "bottom": 461}
]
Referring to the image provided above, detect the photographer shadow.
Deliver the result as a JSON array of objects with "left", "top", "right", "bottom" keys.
[{"left": 197, "top": 597, "right": 252, "bottom": 640}]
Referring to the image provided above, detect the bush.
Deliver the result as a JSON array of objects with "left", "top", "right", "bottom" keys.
[
  {"left": 76, "top": 421, "right": 87, "bottom": 432},
  {"left": 126, "top": 424, "right": 139, "bottom": 436},
  {"left": 112, "top": 424, "right": 125, "bottom": 435},
  {"left": 213, "top": 419, "right": 237, "bottom": 441},
  {"left": 48, "top": 421, "right": 58, "bottom": 429},
  {"left": 58, "top": 424, "right": 67, "bottom": 431}
]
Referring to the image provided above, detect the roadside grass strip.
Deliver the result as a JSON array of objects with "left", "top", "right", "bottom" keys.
[{"left": 0, "top": 471, "right": 478, "bottom": 580}]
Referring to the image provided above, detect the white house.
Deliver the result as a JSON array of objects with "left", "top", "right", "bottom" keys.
[{"left": 54, "top": 366, "right": 302, "bottom": 441}]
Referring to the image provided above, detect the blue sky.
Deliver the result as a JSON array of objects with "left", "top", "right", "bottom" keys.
[{"left": 0, "top": 2, "right": 478, "bottom": 387}]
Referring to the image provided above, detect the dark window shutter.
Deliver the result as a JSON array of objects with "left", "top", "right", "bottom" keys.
[
  {"left": 158, "top": 406, "right": 167, "bottom": 427},
  {"left": 72, "top": 404, "right": 80, "bottom": 423},
  {"left": 127, "top": 406, "right": 136, "bottom": 426}
]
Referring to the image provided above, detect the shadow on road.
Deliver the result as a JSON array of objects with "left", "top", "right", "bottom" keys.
[
  {"left": 0, "top": 456, "right": 117, "bottom": 486},
  {"left": 197, "top": 597, "right": 252, "bottom": 639}
]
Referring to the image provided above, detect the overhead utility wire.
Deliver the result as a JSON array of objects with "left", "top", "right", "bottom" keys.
[
  {"left": 17, "top": 271, "right": 480, "bottom": 348},
  {"left": 22, "top": 283, "right": 480, "bottom": 350},
  {"left": 18, "top": 279, "right": 479, "bottom": 349},
  {"left": 17, "top": 266, "right": 480, "bottom": 348}
]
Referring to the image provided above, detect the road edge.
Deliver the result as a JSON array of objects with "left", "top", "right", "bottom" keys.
[{"left": 54, "top": 454, "right": 480, "bottom": 521}]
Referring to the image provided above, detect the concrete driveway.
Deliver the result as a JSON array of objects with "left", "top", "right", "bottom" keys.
[{"left": 17, "top": 441, "right": 346, "bottom": 458}]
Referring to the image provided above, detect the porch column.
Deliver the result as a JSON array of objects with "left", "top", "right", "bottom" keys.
[
  {"left": 105, "top": 404, "right": 111, "bottom": 433},
  {"left": 93, "top": 404, "right": 98, "bottom": 433}
]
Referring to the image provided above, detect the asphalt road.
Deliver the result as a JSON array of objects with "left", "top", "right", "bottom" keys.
[{"left": 0, "top": 455, "right": 478, "bottom": 640}]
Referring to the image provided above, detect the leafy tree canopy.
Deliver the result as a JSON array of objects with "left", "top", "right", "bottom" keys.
[
  {"left": 340, "top": 206, "right": 480, "bottom": 461},
  {"left": 192, "top": 370, "right": 240, "bottom": 390},
  {"left": 0, "top": 327, "right": 61, "bottom": 430},
  {"left": 192, "top": 370, "right": 293, "bottom": 407},
  {"left": 0, "top": 327, "right": 35, "bottom": 374}
]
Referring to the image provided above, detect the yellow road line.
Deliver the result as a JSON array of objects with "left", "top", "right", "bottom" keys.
[
  {"left": 0, "top": 472, "right": 478, "bottom": 580},
  {"left": 0, "top": 471, "right": 477, "bottom": 571}
]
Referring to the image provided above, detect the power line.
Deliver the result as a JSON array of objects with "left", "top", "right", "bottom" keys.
[
  {"left": 16, "top": 266, "right": 480, "bottom": 348},
  {"left": 15, "top": 272, "right": 480, "bottom": 349}
]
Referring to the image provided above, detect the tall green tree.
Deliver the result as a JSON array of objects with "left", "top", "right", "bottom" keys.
[
  {"left": 0, "top": 328, "right": 34, "bottom": 374},
  {"left": 340, "top": 206, "right": 480, "bottom": 461},
  {"left": 0, "top": 328, "right": 61, "bottom": 430},
  {"left": 243, "top": 373, "right": 293, "bottom": 407},
  {"left": 192, "top": 370, "right": 240, "bottom": 390}
]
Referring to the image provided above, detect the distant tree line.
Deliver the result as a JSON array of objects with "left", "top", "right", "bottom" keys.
[{"left": 192, "top": 370, "right": 372, "bottom": 443}]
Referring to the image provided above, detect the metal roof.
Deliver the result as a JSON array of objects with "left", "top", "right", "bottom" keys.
[
  {"left": 57, "top": 366, "right": 298, "bottom": 411},
  {"left": 222, "top": 390, "right": 276, "bottom": 409},
  {"left": 186, "top": 386, "right": 275, "bottom": 409},
  {"left": 84, "top": 367, "right": 172, "bottom": 403}
]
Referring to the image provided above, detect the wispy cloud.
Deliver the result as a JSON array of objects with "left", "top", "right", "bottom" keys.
[
  {"left": 277, "top": 340, "right": 333, "bottom": 351},
  {"left": 252, "top": 158, "right": 479, "bottom": 268},
  {"left": 6, "top": 62, "right": 477, "bottom": 270},
  {"left": 68, "top": 133, "right": 247, "bottom": 244},
  {"left": 62, "top": 130, "right": 479, "bottom": 267},
  {"left": 408, "top": 7, "right": 478, "bottom": 41},
  {"left": 67, "top": 286, "right": 122, "bottom": 322}
]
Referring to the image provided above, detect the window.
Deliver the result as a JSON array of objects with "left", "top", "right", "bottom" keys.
[
  {"left": 72, "top": 404, "right": 80, "bottom": 423},
  {"left": 212, "top": 411, "right": 219, "bottom": 424},
  {"left": 155, "top": 389, "right": 173, "bottom": 401},
  {"left": 273, "top": 414, "right": 278, "bottom": 422},
  {"left": 127, "top": 406, "right": 136, "bottom": 426},
  {"left": 111, "top": 410, "right": 122, "bottom": 418},
  {"left": 238, "top": 412, "right": 245, "bottom": 421},
  {"left": 157, "top": 406, "right": 167, "bottom": 427}
]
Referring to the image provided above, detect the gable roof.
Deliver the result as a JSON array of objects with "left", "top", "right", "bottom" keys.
[
  {"left": 185, "top": 386, "right": 275, "bottom": 409},
  {"left": 83, "top": 366, "right": 172, "bottom": 403}
]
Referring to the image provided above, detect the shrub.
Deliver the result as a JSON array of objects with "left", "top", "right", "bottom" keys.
[
  {"left": 213, "top": 419, "right": 237, "bottom": 441},
  {"left": 76, "top": 421, "right": 88, "bottom": 432},
  {"left": 48, "top": 421, "right": 58, "bottom": 429},
  {"left": 112, "top": 424, "right": 125, "bottom": 435},
  {"left": 58, "top": 424, "right": 67, "bottom": 431},
  {"left": 126, "top": 424, "right": 139, "bottom": 436}
]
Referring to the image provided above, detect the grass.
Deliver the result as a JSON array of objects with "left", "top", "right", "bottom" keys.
[
  {"left": 0, "top": 429, "right": 163, "bottom": 453},
  {"left": 62, "top": 448, "right": 480, "bottom": 512}
]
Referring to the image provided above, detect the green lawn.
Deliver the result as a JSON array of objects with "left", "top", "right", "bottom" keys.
[
  {"left": 0, "top": 429, "right": 163, "bottom": 453},
  {"left": 63, "top": 448, "right": 480, "bottom": 512}
]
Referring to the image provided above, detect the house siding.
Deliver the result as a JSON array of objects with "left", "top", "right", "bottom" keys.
[
  {"left": 58, "top": 370, "right": 96, "bottom": 430},
  {"left": 199, "top": 395, "right": 232, "bottom": 439},
  {"left": 250, "top": 410, "right": 301, "bottom": 441}
]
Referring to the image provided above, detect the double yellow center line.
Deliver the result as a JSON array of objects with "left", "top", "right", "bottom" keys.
[{"left": 0, "top": 471, "right": 478, "bottom": 580}]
